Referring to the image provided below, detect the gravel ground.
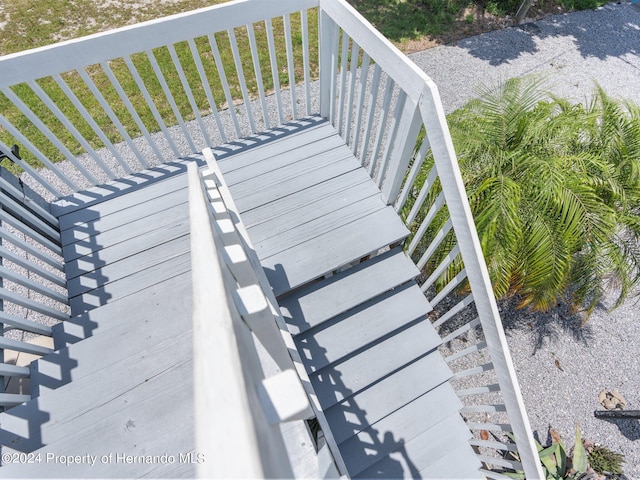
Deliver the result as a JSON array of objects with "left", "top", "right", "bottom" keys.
[{"left": 409, "top": 3, "right": 640, "bottom": 477}]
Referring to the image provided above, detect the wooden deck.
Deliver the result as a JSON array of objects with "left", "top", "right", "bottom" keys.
[{"left": 0, "top": 117, "right": 479, "bottom": 478}]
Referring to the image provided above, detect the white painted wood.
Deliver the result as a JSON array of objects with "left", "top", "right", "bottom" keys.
[
  {"left": 247, "top": 25, "right": 270, "bottom": 130},
  {"left": 359, "top": 63, "right": 381, "bottom": 167},
  {"left": 0, "top": 245, "right": 65, "bottom": 287},
  {"left": 0, "top": 0, "right": 318, "bottom": 89},
  {"left": 0, "top": 312, "right": 53, "bottom": 336},
  {"left": 300, "top": 11, "right": 312, "bottom": 117},
  {"left": 0, "top": 95, "right": 82, "bottom": 191},
  {"left": 382, "top": 100, "right": 423, "bottom": 206},
  {"left": 146, "top": 49, "right": 197, "bottom": 152},
  {"left": 0, "top": 393, "right": 30, "bottom": 407},
  {"left": 319, "top": 0, "right": 430, "bottom": 104},
  {"left": 101, "top": 61, "right": 167, "bottom": 163},
  {"left": 421, "top": 243, "right": 461, "bottom": 292},
  {"left": 52, "top": 74, "right": 131, "bottom": 176},
  {"left": 396, "top": 135, "right": 432, "bottom": 214},
  {"left": 418, "top": 81, "right": 543, "bottom": 478},
  {"left": 259, "top": 369, "right": 314, "bottom": 423},
  {"left": 376, "top": 90, "right": 406, "bottom": 190},
  {"left": 228, "top": 28, "right": 257, "bottom": 133},
  {"left": 77, "top": 68, "right": 149, "bottom": 169},
  {"left": 344, "top": 40, "right": 359, "bottom": 144},
  {"left": 208, "top": 33, "right": 242, "bottom": 137},
  {"left": 429, "top": 268, "right": 468, "bottom": 306},
  {"left": 0, "top": 228, "right": 62, "bottom": 271},
  {"left": 265, "top": 18, "right": 285, "bottom": 125},
  {"left": 337, "top": 31, "right": 350, "bottom": 134},
  {"left": 416, "top": 217, "right": 453, "bottom": 269},
  {"left": 351, "top": 52, "right": 370, "bottom": 156},
  {"left": 0, "top": 337, "right": 54, "bottom": 356},
  {"left": 0, "top": 175, "right": 58, "bottom": 226},
  {"left": 431, "top": 293, "right": 474, "bottom": 329},
  {"left": 187, "top": 39, "right": 228, "bottom": 143},
  {"left": 188, "top": 162, "right": 295, "bottom": 479},
  {"left": 0, "top": 139, "right": 62, "bottom": 198},
  {"left": 0, "top": 265, "right": 68, "bottom": 305},
  {"left": 318, "top": 10, "right": 339, "bottom": 120},
  {"left": 0, "top": 364, "right": 30, "bottom": 378},
  {"left": 124, "top": 55, "right": 182, "bottom": 157},
  {"left": 167, "top": 43, "right": 212, "bottom": 148},
  {"left": 368, "top": 76, "right": 394, "bottom": 178},
  {"left": 283, "top": 14, "right": 298, "bottom": 120},
  {"left": 0, "top": 192, "right": 60, "bottom": 242}
]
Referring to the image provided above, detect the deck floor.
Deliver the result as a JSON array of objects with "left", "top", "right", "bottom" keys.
[{"left": 0, "top": 117, "right": 479, "bottom": 478}]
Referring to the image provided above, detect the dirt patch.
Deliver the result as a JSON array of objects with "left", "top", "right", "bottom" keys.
[{"left": 400, "top": 2, "right": 571, "bottom": 53}]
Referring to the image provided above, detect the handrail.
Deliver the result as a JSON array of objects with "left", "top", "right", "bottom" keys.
[
  {"left": 318, "top": 1, "right": 544, "bottom": 477},
  {"left": 187, "top": 160, "right": 312, "bottom": 478}
]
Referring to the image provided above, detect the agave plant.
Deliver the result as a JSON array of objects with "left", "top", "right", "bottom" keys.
[{"left": 406, "top": 77, "right": 640, "bottom": 316}]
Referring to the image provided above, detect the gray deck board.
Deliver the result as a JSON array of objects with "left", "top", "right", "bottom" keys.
[
  {"left": 60, "top": 187, "right": 188, "bottom": 246},
  {"left": 322, "top": 352, "right": 453, "bottom": 444},
  {"left": 53, "top": 271, "right": 191, "bottom": 349},
  {"left": 0, "top": 329, "right": 192, "bottom": 454},
  {"left": 65, "top": 221, "right": 189, "bottom": 279},
  {"left": 62, "top": 201, "right": 188, "bottom": 261},
  {"left": 262, "top": 207, "right": 408, "bottom": 297},
  {"left": 69, "top": 252, "right": 191, "bottom": 314},
  {"left": 247, "top": 180, "right": 382, "bottom": 247},
  {"left": 310, "top": 316, "right": 443, "bottom": 409},
  {"left": 58, "top": 173, "right": 187, "bottom": 230},
  {"left": 339, "top": 383, "right": 462, "bottom": 464},
  {"left": 418, "top": 442, "right": 482, "bottom": 479},
  {"left": 352, "top": 412, "right": 477, "bottom": 479},
  {"left": 279, "top": 248, "right": 420, "bottom": 335},
  {"left": 66, "top": 234, "right": 190, "bottom": 294},
  {"left": 35, "top": 274, "right": 191, "bottom": 396},
  {"left": 295, "top": 282, "right": 435, "bottom": 374}
]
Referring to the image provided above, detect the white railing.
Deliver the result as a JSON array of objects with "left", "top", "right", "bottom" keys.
[
  {"left": 0, "top": 0, "right": 542, "bottom": 476},
  {"left": 0, "top": 168, "right": 64, "bottom": 408},
  {"left": 187, "top": 157, "right": 314, "bottom": 478},
  {"left": 318, "top": 0, "right": 543, "bottom": 477}
]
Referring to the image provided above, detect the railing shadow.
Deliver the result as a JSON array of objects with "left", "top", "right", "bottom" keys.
[{"left": 271, "top": 265, "right": 421, "bottom": 478}]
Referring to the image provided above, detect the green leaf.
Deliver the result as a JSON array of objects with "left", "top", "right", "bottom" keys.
[{"left": 572, "top": 424, "right": 588, "bottom": 473}]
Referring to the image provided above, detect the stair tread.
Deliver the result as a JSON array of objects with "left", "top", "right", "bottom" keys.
[
  {"left": 309, "top": 312, "right": 443, "bottom": 410},
  {"left": 279, "top": 247, "right": 420, "bottom": 335},
  {"left": 295, "top": 281, "right": 434, "bottom": 374},
  {"left": 352, "top": 411, "right": 478, "bottom": 479},
  {"left": 322, "top": 351, "right": 453, "bottom": 445},
  {"left": 261, "top": 207, "right": 409, "bottom": 297}
]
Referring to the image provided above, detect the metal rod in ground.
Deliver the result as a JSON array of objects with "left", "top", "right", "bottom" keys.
[{"left": 594, "top": 410, "right": 640, "bottom": 419}]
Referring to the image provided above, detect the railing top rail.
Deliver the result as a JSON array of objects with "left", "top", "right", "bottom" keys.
[
  {"left": 0, "top": 0, "right": 318, "bottom": 89},
  {"left": 319, "top": 0, "right": 435, "bottom": 105}
]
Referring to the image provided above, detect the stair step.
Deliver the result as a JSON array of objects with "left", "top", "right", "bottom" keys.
[
  {"left": 295, "top": 282, "right": 433, "bottom": 374},
  {"left": 52, "top": 271, "right": 191, "bottom": 349},
  {"left": 279, "top": 247, "right": 420, "bottom": 335},
  {"left": 323, "top": 351, "right": 453, "bottom": 445},
  {"left": 352, "top": 411, "right": 478, "bottom": 478},
  {"left": 418, "top": 441, "right": 482, "bottom": 479},
  {"left": 262, "top": 207, "right": 408, "bottom": 297},
  {"left": 34, "top": 274, "right": 191, "bottom": 396},
  {"left": 309, "top": 312, "right": 443, "bottom": 410}
]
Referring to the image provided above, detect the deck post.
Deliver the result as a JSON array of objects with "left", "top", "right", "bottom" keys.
[
  {"left": 319, "top": 9, "right": 339, "bottom": 121},
  {"left": 418, "top": 83, "right": 544, "bottom": 479}
]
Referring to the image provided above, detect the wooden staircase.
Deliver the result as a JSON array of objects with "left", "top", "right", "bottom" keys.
[{"left": 0, "top": 118, "right": 481, "bottom": 478}]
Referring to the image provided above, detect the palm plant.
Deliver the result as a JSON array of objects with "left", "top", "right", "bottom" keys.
[{"left": 406, "top": 77, "right": 640, "bottom": 316}]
